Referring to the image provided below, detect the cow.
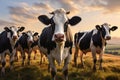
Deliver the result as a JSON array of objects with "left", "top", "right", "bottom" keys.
[
  {"left": 0, "top": 26, "right": 25, "bottom": 76},
  {"left": 38, "top": 8, "right": 81, "bottom": 80},
  {"left": 74, "top": 23, "right": 118, "bottom": 71},
  {"left": 31, "top": 32, "right": 39, "bottom": 60},
  {"left": 14, "top": 31, "right": 38, "bottom": 66}
]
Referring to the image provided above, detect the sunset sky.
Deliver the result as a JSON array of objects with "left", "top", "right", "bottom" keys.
[{"left": 0, "top": 0, "right": 120, "bottom": 38}]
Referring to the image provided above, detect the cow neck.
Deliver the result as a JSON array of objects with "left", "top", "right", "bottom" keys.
[
  {"left": 65, "top": 27, "right": 73, "bottom": 42},
  {"left": 99, "top": 31, "right": 106, "bottom": 48},
  {"left": 7, "top": 32, "right": 17, "bottom": 49},
  {"left": 64, "top": 27, "right": 73, "bottom": 49}
]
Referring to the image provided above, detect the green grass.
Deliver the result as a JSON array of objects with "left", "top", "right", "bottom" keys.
[
  {"left": 105, "top": 44, "right": 120, "bottom": 55},
  {"left": 0, "top": 52, "right": 120, "bottom": 80},
  {"left": 0, "top": 44, "right": 120, "bottom": 80}
]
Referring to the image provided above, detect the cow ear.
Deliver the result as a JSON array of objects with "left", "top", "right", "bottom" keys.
[
  {"left": 110, "top": 26, "right": 118, "bottom": 31},
  {"left": 4, "top": 27, "right": 11, "bottom": 32},
  {"left": 96, "top": 25, "right": 101, "bottom": 30},
  {"left": 69, "top": 16, "right": 81, "bottom": 26},
  {"left": 17, "top": 26, "right": 25, "bottom": 32},
  {"left": 38, "top": 15, "right": 51, "bottom": 25},
  {"left": 33, "top": 32, "right": 39, "bottom": 36}
]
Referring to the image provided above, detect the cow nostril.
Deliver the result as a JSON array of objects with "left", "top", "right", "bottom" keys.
[
  {"left": 29, "top": 40, "right": 33, "bottom": 43},
  {"left": 61, "top": 35, "right": 64, "bottom": 38},
  {"left": 106, "top": 36, "right": 111, "bottom": 40},
  {"left": 54, "top": 34, "right": 64, "bottom": 42},
  {"left": 54, "top": 34, "right": 58, "bottom": 38},
  {"left": 13, "top": 36, "right": 18, "bottom": 39}
]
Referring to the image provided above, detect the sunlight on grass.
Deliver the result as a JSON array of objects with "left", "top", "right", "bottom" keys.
[{"left": 0, "top": 47, "right": 120, "bottom": 80}]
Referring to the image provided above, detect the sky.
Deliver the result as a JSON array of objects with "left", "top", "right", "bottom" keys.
[{"left": 0, "top": 0, "right": 120, "bottom": 38}]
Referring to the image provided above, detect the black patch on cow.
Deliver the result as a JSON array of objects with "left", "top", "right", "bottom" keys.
[
  {"left": 15, "top": 33, "right": 29, "bottom": 50},
  {"left": 74, "top": 32, "right": 84, "bottom": 45},
  {"left": 39, "top": 26, "right": 56, "bottom": 54},
  {"left": 31, "top": 40, "right": 38, "bottom": 48},
  {"left": 79, "top": 31, "right": 93, "bottom": 50},
  {"left": 101, "top": 26, "right": 106, "bottom": 39},
  {"left": 92, "top": 31, "right": 103, "bottom": 48},
  {"left": 0, "top": 31, "right": 13, "bottom": 53}
]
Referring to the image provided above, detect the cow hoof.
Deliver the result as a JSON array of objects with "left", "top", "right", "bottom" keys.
[
  {"left": 99, "top": 67, "right": 103, "bottom": 70},
  {"left": 1, "top": 72, "right": 5, "bottom": 77},
  {"left": 78, "top": 64, "right": 84, "bottom": 68},
  {"left": 27, "top": 62, "right": 30, "bottom": 65},
  {"left": 22, "top": 63, "right": 24, "bottom": 66},
  {"left": 39, "top": 62, "right": 42, "bottom": 65},
  {"left": 10, "top": 66, "right": 14, "bottom": 71},
  {"left": 93, "top": 67, "right": 96, "bottom": 72}
]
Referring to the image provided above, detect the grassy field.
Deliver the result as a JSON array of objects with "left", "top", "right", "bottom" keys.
[
  {"left": 105, "top": 44, "right": 120, "bottom": 55},
  {"left": 0, "top": 48, "right": 120, "bottom": 80}
]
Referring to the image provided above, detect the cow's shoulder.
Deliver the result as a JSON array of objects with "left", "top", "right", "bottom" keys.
[
  {"left": 39, "top": 26, "right": 56, "bottom": 51},
  {"left": 92, "top": 30, "right": 103, "bottom": 48}
]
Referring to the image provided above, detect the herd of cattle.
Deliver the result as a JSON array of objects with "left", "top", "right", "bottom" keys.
[{"left": 0, "top": 8, "right": 118, "bottom": 80}]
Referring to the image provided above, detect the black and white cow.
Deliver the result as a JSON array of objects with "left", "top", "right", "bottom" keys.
[
  {"left": 0, "top": 26, "right": 25, "bottom": 76},
  {"left": 74, "top": 23, "right": 118, "bottom": 71},
  {"left": 31, "top": 32, "right": 39, "bottom": 60},
  {"left": 38, "top": 8, "right": 81, "bottom": 80},
  {"left": 14, "top": 31, "right": 38, "bottom": 66}
]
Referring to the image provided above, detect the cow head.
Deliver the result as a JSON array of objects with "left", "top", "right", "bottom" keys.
[
  {"left": 26, "top": 31, "right": 34, "bottom": 43},
  {"left": 4, "top": 26, "right": 25, "bottom": 41},
  {"left": 33, "top": 32, "right": 39, "bottom": 41},
  {"left": 38, "top": 8, "right": 81, "bottom": 43},
  {"left": 96, "top": 23, "right": 118, "bottom": 40}
]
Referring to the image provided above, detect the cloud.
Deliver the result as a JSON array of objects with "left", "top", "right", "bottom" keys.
[
  {"left": 0, "top": 19, "right": 15, "bottom": 26},
  {"left": 86, "top": 0, "right": 120, "bottom": 13},
  {"left": 47, "top": 0, "right": 80, "bottom": 16},
  {"left": 8, "top": 6, "right": 35, "bottom": 24},
  {"left": 33, "top": 2, "right": 53, "bottom": 11}
]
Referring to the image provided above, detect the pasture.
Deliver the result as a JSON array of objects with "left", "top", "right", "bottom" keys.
[
  {"left": 0, "top": 48, "right": 120, "bottom": 80},
  {"left": 105, "top": 44, "right": 120, "bottom": 55}
]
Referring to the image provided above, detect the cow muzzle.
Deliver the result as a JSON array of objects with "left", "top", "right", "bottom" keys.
[
  {"left": 105, "top": 36, "right": 111, "bottom": 40},
  {"left": 54, "top": 33, "right": 64, "bottom": 42},
  {"left": 13, "top": 36, "right": 18, "bottom": 40},
  {"left": 29, "top": 40, "right": 33, "bottom": 43}
]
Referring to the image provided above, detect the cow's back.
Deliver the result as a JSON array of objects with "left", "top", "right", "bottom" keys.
[{"left": 75, "top": 31, "right": 93, "bottom": 51}]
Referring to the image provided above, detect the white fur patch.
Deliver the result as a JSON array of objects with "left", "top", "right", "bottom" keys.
[{"left": 52, "top": 9, "right": 68, "bottom": 41}]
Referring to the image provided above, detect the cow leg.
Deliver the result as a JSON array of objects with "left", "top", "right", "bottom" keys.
[
  {"left": 48, "top": 55, "right": 57, "bottom": 80},
  {"left": 79, "top": 52, "right": 84, "bottom": 68},
  {"left": 34, "top": 50, "right": 37, "bottom": 60},
  {"left": 10, "top": 49, "right": 16, "bottom": 70},
  {"left": 1, "top": 52, "right": 6, "bottom": 76},
  {"left": 40, "top": 53, "right": 43, "bottom": 65},
  {"left": 27, "top": 49, "right": 32, "bottom": 65},
  {"left": 99, "top": 53, "right": 103, "bottom": 70},
  {"left": 48, "top": 63, "right": 51, "bottom": 72},
  {"left": 63, "top": 54, "right": 72, "bottom": 80},
  {"left": 14, "top": 51, "right": 18, "bottom": 62},
  {"left": 74, "top": 47, "right": 79, "bottom": 67},
  {"left": 91, "top": 50, "right": 97, "bottom": 71},
  {"left": 21, "top": 50, "right": 25, "bottom": 66}
]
